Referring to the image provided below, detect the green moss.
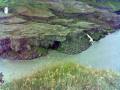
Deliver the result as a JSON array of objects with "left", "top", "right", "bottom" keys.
[
  {"left": 9, "top": 23, "right": 72, "bottom": 41},
  {"left": 33, "top": 47, "right": 48, "bottom": 56},
  {"left": 0, "top": 0, "right": 30, "bottom": 7},
  {"left": 49, "top": 18, "right": 74, "bottom": 26},
  {"left": 70, "top": 21, "right": 99, "bottom": 29},
  {"left": 49, "top": 19, "right": 100, "bottom": 31},
  {"left": 60, "top": 0, "right": 96, "bottom": 13},
  {"left": 80, "top": 0, "right": 120, "bottom": 11},
  {"left": 57, "top": 32, "right": 91, "bottom": 54},
  {"left": 1, "top": 63, "right": 120, "bottom": 90}
]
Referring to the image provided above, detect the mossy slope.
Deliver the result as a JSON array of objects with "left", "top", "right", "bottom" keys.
[{"left": 1, "top": 63, "right": 120, "bottom": 90}]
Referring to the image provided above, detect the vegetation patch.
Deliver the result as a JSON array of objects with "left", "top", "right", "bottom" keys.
[
  {"left": 34, "top": 47, "right": 48, "bottom": 56},
  {"left": 1, "top": 63, "right": 120, "bottom": 90}
]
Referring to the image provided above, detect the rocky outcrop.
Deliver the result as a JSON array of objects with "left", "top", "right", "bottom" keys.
[
  {"left": 0, "top": 0, "right": 120, "bottom": 60},
  {"left": 58, "top": 32, "right": 91, "bottom": 54}
]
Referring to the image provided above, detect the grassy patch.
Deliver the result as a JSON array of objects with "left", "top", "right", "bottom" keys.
[{"left": 1, "top": 63, "right": 120, "bottom": 90}]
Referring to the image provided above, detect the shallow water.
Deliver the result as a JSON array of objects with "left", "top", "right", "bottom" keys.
[
  {"left": 74, "top": 31, "right": 120, "bottom": 71},
  {"left": 0, "top": 30, "right": 120, "bottom": 82}
]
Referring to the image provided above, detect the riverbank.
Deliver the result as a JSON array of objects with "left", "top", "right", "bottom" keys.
[{"left": 1, "top": 63, "right": 120, "bottom": 90}]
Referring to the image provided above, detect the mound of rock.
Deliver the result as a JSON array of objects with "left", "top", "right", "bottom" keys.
[{"left": 0, "top": 0, "right": 120, "bottom": 60}]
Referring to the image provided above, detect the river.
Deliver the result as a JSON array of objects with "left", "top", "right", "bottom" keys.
[{"left": 0, "top": 30, "right": 120, "bottom": 82}]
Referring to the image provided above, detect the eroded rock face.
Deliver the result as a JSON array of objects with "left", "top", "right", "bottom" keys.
[
  {"left": 0, "top": 0, "right": 120, "bottom": 60},
  {"left": 0, "top": 37, "right": 37, "bottom": 60},
  {"left": 10, "top": 37, "right": 31, "bottom": 52},
  {"left": 0, "top": 38, "right": 11, "bottom": 54}
]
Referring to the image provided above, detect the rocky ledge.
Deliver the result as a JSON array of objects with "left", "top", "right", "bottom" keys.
[{"left": 0, "top": 0, "right": 120, "bottom": 60}]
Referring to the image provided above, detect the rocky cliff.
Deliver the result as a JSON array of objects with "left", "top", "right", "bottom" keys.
[{"left": 0, "top": 0, "right": 120, "bottom": 60}]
